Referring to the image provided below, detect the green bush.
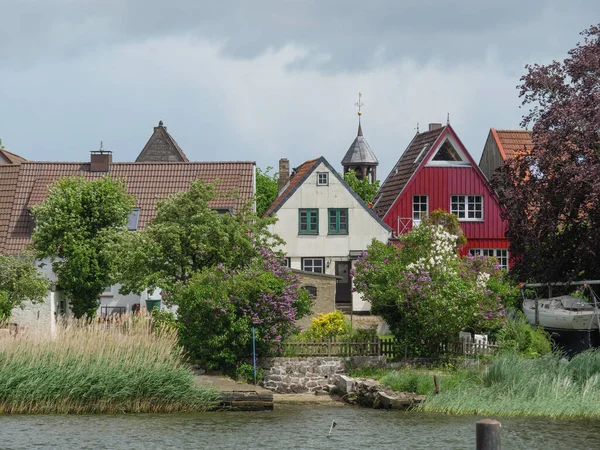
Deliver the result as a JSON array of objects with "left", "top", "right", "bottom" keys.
[
  {"left": 235, "top": 362, "right": 264, "bottom": 385},
  {"left": 495, "top": 313, "right": 552, "bottom": 357}
]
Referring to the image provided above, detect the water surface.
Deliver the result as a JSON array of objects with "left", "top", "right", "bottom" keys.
[{"left": 1, "top": 406, "right": 599, "bottom": 449}]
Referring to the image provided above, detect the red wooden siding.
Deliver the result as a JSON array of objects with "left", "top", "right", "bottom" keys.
[{"left": 382, "top": 165, "right": 508, "bottom": 252}]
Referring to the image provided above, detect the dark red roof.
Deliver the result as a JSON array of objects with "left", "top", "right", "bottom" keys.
[
  {"left": 372, "top": 127, "right": 445, "bottom": 218},
  {"left": 263, "top": 158, "right": 320, "bottom": 217},
  {"left": 492, "top": 129, "right": 533, "bottom": 160},
  {"left": 0, "top": 161, "right": 255, "bottom": 254}
]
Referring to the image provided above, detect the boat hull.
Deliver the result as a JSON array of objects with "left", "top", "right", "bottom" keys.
[{"left": 523, "top": 299, "right": 599, "bottom": 331}]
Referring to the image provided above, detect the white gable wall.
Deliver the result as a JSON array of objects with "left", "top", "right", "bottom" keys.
[{"left": 269, "top": 161, "right": 390, "bottom": 312}]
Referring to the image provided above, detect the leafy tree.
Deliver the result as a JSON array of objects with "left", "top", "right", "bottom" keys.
[
  {"left": 31, "top": 176, "right": 135, "bottom": 318},
  {"left": 353, "top": 222, "right": 515, "bottom": 356},
  {"left": 0, "top": 255, "right": 49, "bottom": 322},
  {"left": 172, "top": 249, "right": 312, "bottom": 369},
  {"left": 493, "top": 24, "right": 600, "bottom": 281},
  {"left": 117, "top": 179, "right": 281, "bottom": 295},
  {"left": 256, "top": 166, "right": 279, "bottom": 216},
  {"left": 343, "top": 171, "right": 380, "bottom": 204}
]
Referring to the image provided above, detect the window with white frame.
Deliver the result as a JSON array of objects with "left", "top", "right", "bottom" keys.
[
  {"left": 469, "top": 248, "right": 509, "bottom": 269},
  {"left": 101, "top": 286, "right": 113, "bottom": 297},
  {"left": 412, "top": 195, "right": 428, "bottom": 222},
  {"left": 317, "top": 172, "right": 329, "bottom": 186},
  {"left": 302, "top": 258, "right": 325, "bottom": 274},
  {"left": 451, "top": 195, "right": 483, "bottom": 220}
]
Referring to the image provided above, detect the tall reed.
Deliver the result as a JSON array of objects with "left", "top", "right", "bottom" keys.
[
  {"left": 0, "top": 315, "right": 218, "bottom": 414},
  {"left": 420, "top": 350, "right": 600, "bottom": 418}
]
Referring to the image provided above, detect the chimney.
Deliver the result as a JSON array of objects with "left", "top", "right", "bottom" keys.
[
  {"left": 90, "top": 144, "right": 112, "bottom": 172},
  {"left": 278, "top": 158, "right": 290, "bottom": 193},
  {"left": 429, "top": 123, "right": 442, "bottom": 131},
  {"left": 154, "top": 119, "right": 166, "bottom": 132}
]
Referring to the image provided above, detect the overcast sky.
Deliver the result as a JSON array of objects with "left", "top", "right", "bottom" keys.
[{"left": 1, "top": 1, "right": 599, "bottom": 178}]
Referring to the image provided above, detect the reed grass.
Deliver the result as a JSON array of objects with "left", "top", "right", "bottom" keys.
[
  {"left": 0, "top": 315, "right": 218, "bottom": 414},
  {"left": 420, "top": 350, "right": 600, "bottom": 418}
]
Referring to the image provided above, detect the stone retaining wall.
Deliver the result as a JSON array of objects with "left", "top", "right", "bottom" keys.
[{"left": 258, "top": 356, "right": 385, "bottom": 393}]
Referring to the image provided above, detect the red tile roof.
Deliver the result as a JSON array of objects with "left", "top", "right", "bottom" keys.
[
  {"left": 0, "top": 161, "right": 255, "bottom": 254},
  {"left": 263, "top": 158, "right": 320, "bottom": 217},
  {"left": 372, "top": 127, "right": 445, "bottom": 219},
  {"left": 0, "top": 149, "right": 27, "bottom": 164},
  {"left": 491, "top": 129, "right": 533, "bottom": 160}
]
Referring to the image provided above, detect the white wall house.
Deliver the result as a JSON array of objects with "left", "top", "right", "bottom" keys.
[{"left": 264, "top": 156, "right": 391, "bottom": 313}]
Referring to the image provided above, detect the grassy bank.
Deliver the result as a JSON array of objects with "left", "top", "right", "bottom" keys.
[
  {"left": 0, "top": 317, "right": 218, "bottom": 414},
  {"left": 421, "top": 351, "right": 600, "bottom": 418},
  {"left": 352, "top": 350, "right": 600, "bottom": 418}
]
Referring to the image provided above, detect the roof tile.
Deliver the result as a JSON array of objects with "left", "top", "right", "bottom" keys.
[
  {"left": 0, "top": 161, "right": 254, "bottom": 254},
  {"left": 492, "top": 129, "right": 533, "bottom": 160}
]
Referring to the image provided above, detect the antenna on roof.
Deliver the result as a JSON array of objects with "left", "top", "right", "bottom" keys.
[
  {"left": 446, "top": 113, "right": 450, "bottom": 125},
  {"left": 415, "top": 122, "right": 420, "bottom": 134},
  {"left": 100, "top": 141, "right": 103, "bottom": 151}
]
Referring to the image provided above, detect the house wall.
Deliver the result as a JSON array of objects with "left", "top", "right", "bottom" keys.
[
  {"left": 293, "top": 270, "right": 337, "bottom": 330},
  {"left": 270, "top": 161, "right": 390, "bottom": 312},
  {"left": 383, "top": 165, "right": 509, "bottom": 253},
  {"left": 479, "top": 131, "right": 504, "bottom": 181},
  {"left": 9, "top": 257, "right": 163, "bottom": 336}
]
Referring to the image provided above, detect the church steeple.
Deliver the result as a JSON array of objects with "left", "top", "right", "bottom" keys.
[{"left": 341, "top": 93, "right": 378, "bottom": 183}]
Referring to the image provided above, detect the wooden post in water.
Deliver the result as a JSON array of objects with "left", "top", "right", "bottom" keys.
[{"left": 476, "top": 419, "right": 501, "bottom": 450}]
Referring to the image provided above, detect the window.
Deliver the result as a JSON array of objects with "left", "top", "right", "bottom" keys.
[
  {"left": 317, "top": 172, "right": 329, "bottom": 186},
  {"left": 433, "top": 141, "right": 463, "bottom": 161},
  {"left": 283, "top": 257, "right": 291, "bottom": 267},
  {"left": 469, "top": 248, "right": 509, "bottom": 269},
  {"left": 299, "top": 209, "right": 319, "bottom": 234},
  {"left": 128, "top": 208, "right": 141, "bottom": 230},
  {"left": 302, "top": 258, "right": 324, "bottom": 273},
  {"left": 100, "top": 286, "right": 113, "bottom": 297},
  {"left": 302, "top": 285, "right": 318, "bottom": 298},
  {"left": 328, "top": 208, "right": 348, "bottom": 234},
  {"left": 412, "top": 195, "right": 428, "bottom": 222},
  {"left": 451, "top": 195, "right": 483, "bottom": 220}
]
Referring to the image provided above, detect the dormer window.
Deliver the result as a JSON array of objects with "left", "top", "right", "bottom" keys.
[
  {"left": 317, "top": 172, "right": 329, "bottom": 186},
  {"left": 128, "top": 208, "right": 141, "bottom": 230}
]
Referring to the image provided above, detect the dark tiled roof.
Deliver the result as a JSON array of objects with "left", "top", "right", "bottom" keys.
[
  {"left": 492, "top": 129, "right": 533, "bottom": 160},
  {"left": 372, "top": 127, "right": 445, "bottom": 219},
  {"left": 0, "top": 149, "right": 27, "bottom": 164},
  {"left": 0, "top": 161, "right": 254, "bottom": 254},
  {"left": 263, "top": 158, "right": 321, "bottom": 218},
  {"left": 136, "top": 122, "right": 189, "bottom": 162},
  {"left": 341, "top": 122, "right": 378, "bottom": 166}
]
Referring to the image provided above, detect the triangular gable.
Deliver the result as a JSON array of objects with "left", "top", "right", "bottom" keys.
[
  {"left": 372, "top": 127, "right": 445, "bottom": 219},
  {"left": 136, "top": 123, "right": 189, "bottom": 162},
  {"left": 382, "top": 125, "right": 504, "bottom": 221},
  {"left": 265, "top": 156, "right": 391, "bottom": 232},
  {"left": 428, "top": 138, "right": 470, "bottom": 165}
]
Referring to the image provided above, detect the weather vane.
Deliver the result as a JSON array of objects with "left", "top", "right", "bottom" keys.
[{"left": 355, "top": 92, "right": 364, "bottom": 116}]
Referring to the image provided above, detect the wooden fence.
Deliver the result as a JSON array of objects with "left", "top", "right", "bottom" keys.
[{"left": 283, "top": 336, "right": 497, "bottom": 358}]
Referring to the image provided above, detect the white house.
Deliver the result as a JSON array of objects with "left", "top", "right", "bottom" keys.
[{"left": 264, "top": 156, "right": 391, "bottom": 313}]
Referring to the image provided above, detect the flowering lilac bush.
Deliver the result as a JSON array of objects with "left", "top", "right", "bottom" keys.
[
  {"left": 172, "top": 249, "right": 312, "bottom": 369},
  {"left": 354, "top": 220, "right": 516, "bottom": 356}
]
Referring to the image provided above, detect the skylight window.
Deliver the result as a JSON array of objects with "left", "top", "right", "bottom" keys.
[{"left": 128, "top": 208, "right": 140, "bottom": 231}]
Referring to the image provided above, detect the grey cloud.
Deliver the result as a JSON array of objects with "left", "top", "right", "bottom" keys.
[{"left": 1, "top": 0, "right": 598, "bottom": 71}]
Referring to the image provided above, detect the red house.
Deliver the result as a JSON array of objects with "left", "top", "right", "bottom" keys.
[{"left": 372, "top": 123, "right": 510, "bottom": 268}]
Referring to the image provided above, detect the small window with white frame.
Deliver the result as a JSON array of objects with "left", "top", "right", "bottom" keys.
[
  {"left": 469, "top": 248, "right": 508, "bottom": 269},
  {"left": 412, "top": 195, "right": 428, "bottom": 223},
  {"left": 451, "top": 195, "right": 483, "bottom": 221},
  {"left": 100, "top": 285, "right": 114, "bottom": 297},
  {"left": 302, "top": 257, "right": 325, "bottom": 274},
  {"left": 317, "top": 172, "right": 329, "bottom": 186}
]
